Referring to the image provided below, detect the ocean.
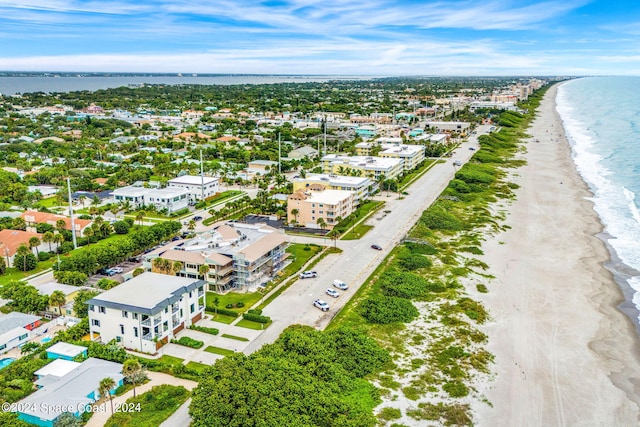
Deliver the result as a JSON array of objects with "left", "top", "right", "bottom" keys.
[
  {"left": 556, "top": 77, "right": 640, "bottom": 329},
  {"left": 0, "top": 75, "right": 373, "bottom": 96}
]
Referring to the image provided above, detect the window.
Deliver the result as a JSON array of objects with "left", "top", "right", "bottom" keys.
[
  {"left": 66, "top": 309, "right": 72, "bottom": 315},
  {"left": 91, "top": 319, "right": 100, "bottom": 327},
  {"left": 311, "top": 210, "right": 315, "bottom": 214},
  {"left": 133, "top": 313, "right": 139, "bottom": 320},
  {"left": 133, "top": 327, "right": 138, "bottom": 337},
  {"left": 179, "top": 309, "right": 183, "bottom": 318},
  {"left": 163, "top": 321, "right": 168, "bottom": 332},
  {"left": 122, "top": 311, "right": 128, "bottom": 318},
  {"left": 190, "top": 303, "right": 195, "bottom": 313},
  {"left": 120, "top": 325, "right": 125, "bottom": 334},
  {"left": 98, "top": 306, "right": 106, "bottom": 314},
  {"left": 165, "top": 307, "right": 169, "bottom": 313},
  {"left": 89, "top": 305, "right": 94, "bottom": 312},
  {"left": 19, "top": 333, "right": 28, "bottom": 341},
  {"left": 189, "top": 291, "right": 192, "bottom": 298}
]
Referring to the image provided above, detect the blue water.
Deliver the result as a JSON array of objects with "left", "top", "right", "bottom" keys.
[
  {"left": 41, "top": 337, "right": 52, "bottom": 343},
  {"left": 556, "top": 77, "right": 640, "bottom": 325},
  {"left": 0, "top": 357, "right": 15, "bottom": 369},
  {"left": 0, "top": 75, "right": 376, "bottom": 96}
]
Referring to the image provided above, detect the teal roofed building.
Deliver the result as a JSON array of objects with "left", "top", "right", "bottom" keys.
[{"left": 355, "top": 126, "right": 377, "bottom": 137}]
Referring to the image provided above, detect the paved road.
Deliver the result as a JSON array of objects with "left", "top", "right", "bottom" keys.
[{"left": 242, "top": 126, "right": 488, "bottom": 353}]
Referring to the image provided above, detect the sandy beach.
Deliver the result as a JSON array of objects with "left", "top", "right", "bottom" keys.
[{"left": 475, "top": 84, "right": 640, "bottom": 426}]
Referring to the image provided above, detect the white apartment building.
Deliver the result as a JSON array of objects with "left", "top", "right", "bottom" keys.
[
  {"left": 321, "top": 154, "right": 403, "bottom": 180},
  {"left": 292, "top": 174, "right": 374, "bottom": 203},
  {"left": 87, "top": 272, "right": 205, "bottom": 354},
  {"left": 355, "top": 141, "right": 426, "bottom": 171},
  {"left": 167, "top": 175, "right": 220, "bottom": 204},
  {"left": 112, "top": 185, "right": 189, "bottom": 214}
]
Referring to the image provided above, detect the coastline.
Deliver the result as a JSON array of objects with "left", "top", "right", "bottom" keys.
[{"left": 475, "top": 83, "right": 640, "bottom": 425}]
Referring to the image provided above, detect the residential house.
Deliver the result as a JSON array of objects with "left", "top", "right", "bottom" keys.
[
  {"left": 0, "top": 312, "right": 41, "bottom": 355},
  {"left": 45, "top": 342, "right": 88, "bottom": 361},
  {"left": 288, "top": 145, "right": 318, "bottom": 160},
  {"left": 288, "top": 186, "right": 355, "bottom": 229},
  {"left": 34, "top": 282, "right": 95, "bottom": 317},
  {"left": 87, "top": 272, "right": 206, "bottom": 353},
  {"left": 167, "top": 175, "right": 220, "bottom": 204},
  {"left": 425, "top": 121, "right": 471, "bottom": 133},
  {"left": 0, "top": 229, "right": 46, "bottom": 268},
  {"left": 112, "top": 185, "right": 189, "bottom": 214},
  {"left": 246, "top": 160, "right": 279, "bottom": 177},
  {"left": 16, "top": 358, "right": 123, "bottom": 427},
  {"left": 21, "top": 210, "right": 93, "bottom": 239}
]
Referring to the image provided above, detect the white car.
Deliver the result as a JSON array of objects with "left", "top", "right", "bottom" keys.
[
  {"left": 326, "top": 288, "right": 340, "bottom": 298},
  {"left": 313, "top": 299, "right": 330, "bottom": 312},
  {"left": 333, "top": 280, "right": 348, "bottom": 290},
  {"left": 299, "top": 271, "right": 318, "bottom": 279}
]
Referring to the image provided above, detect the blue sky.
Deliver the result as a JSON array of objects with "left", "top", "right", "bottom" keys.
[{"left": 1, "top": 0, "right": 639, "bottom": 75}]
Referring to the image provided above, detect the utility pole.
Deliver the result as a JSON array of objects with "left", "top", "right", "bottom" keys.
[
  {"left": 67, "top": 177, "right": 77, "bottom": 249},
  {"left": 200, "top": 149, "right": 205, "bottom": 201},
  {"left": 323, "top": 114, "right": 327, "bottom": 156},
  {"left": 278, "top": 133, "right": 282, "bottom": 175}
]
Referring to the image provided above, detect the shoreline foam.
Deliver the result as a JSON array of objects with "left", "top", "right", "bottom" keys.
[{"left": 474, "top": 83, "right": 640, "bottom": 425}]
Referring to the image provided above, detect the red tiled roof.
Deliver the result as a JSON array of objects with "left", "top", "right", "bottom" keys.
[{"left": 0, "top": 229, "right": 43, "bottom": 257}]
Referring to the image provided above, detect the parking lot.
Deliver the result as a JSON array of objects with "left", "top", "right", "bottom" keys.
[{"left": 86, "top": 260, "right": 141, "bottom": 287}]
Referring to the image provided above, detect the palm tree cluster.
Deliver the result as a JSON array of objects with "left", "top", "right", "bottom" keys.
[{"left": 152, "top": 257, "right": 183, "bottom": 276}]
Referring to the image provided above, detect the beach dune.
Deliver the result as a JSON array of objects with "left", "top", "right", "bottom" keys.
[{"left": 475, "top": 84, "right": 640, "bottom": 426}]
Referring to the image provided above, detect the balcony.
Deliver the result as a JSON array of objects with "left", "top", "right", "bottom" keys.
[
  {"left": 172, "top": 304, "right": 179, "bottom": 314},
  {"left": 141, "top": 317, "right": 151, "bottom": 327},
  {"left": 198, "top": 288, "right": 204, "bottom": 297},
  {"left": 142, "top": 332, "right": 154, "bottom": 341}
]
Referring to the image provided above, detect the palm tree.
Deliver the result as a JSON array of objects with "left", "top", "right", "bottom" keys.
[
  {"left": 98, "top": 377, "right": 116, "bottom": 416},
  {"left": 172, "top": 261, "right": 183, "bottom": 276},
  {"left": 135, "top": 210, "right": 146, "bottom": 227},
  {"left": 49, "top": 290, "right": 66, "bottom": 315},
  {"left": 55, "top": 219, "right": 67, "bottom": 233},
  {"left": 83, "top": 227, "right": 94, "bottom": 245},
  {"left": 199, "top": 264, "right": 210, "bottom": 281},
  {"left": 327, "top": 229, "right": 341, "bottom": 249},
  {"left": 28, "top": 236, "right": 41, "bottom": 257},
  {"left": 291, "top": 209, "right": 299, "bottom": 226},
  {"left": 42, "top": 231, "right": 54, "bottom": 252},
  {"left": 122, "top": 359, "right": 143, "bottom": 397},
  {"left": 78, "top": 195, "right": 87, "bottom": 209},
  {"left": 53, "top": 232, "right": 65, "bottom": 251},
  {"left": 15, "top": 244, "right": 31, "bottom": 272},
  {"left": 188, "top": 219, "right": 196, "bottom": 231},
  {"left": 316, "top": 217, "right": 326, "bottom": 230}
]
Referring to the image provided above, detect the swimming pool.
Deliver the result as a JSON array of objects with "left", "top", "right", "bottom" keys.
[
  {"left": 0, "top": 358, "right": 15, "bottom": 370},
  {"left": 41, "top": 337, "right": 52, "bottom": 343}
]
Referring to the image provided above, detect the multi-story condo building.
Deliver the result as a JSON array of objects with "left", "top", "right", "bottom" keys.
[
  {"left": 167, "top": 175, "right": 219, "bottom": 204},
  {"left": 143, "top": 222, "right": 288, "bottom": 293},
  {"left": 112, "top": 185, "right": 189, "bottom": 214},
  {"left": 292, "top": 174, "right": 373, "bottom": 204},
  {"left": 288, "top": 186, "right": 355, "bottom": 229},
  {"left": 355, "top": 141, "right": 426, "bottom": 171},
  {"left": 321, "top": 154, "right": 403, "bottom": 181},
  {"left": 86, "top": 272, "right": 205, "bottom": 353}
]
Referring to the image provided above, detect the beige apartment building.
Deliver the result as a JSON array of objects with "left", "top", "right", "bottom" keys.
[{"left": 287, "top": 186, "right": 355, "bottom": 229}]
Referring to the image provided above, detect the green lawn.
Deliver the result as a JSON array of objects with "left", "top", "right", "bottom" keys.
[
  {"left": 204, "top": 346, "right": 236, "bottom": 357},
  {"left": 38, "top": 196, "right": 61, "bottom": 208},
  {"left": 137, "top": 355, "right": 185, "bottom": 366},
  {"left": 236, "top": 319, "right": 270, "bottom": 330},
  {"left": 2, "top": 258, "right": 55, "bottom": 283},
  {"left": 204, "top": 312, "right": 236, "bottom": 324},
  {"left": 334, "top": 201, "right": 383, "bottom": 234},
  {"left": 221, "top": 333, "right": 250, "bottom": 342},
  {"left": 186, "top": 361, "right": 210, "bottom": 372},
  {"left": 206, "top": 292, "right": 262, "bottom": 314},
  {"left": 279, "top": 243, "right": 322, "bottom": 280},
  {"left": 104, "top": 385, "right": 189, "bottom": 427},
  {"left": 342, "top": 224, "right": 374, "bottom": 240}
]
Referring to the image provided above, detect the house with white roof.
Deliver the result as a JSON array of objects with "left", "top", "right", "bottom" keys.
[
  {"left": 112, "top": 185, "right": 189, "bottom": 214},
  {"left": 87, "top": 272, "right": 206, "bottom": 353},
  {"left": 16, "top": 358, "right": 123, "bottom": 427},
  {"left": 292, "top": 174, "right": 374, "bottom": 203},
  {"left": 167, "top": 175, "right": 219, "bottom": 204},
  {"left": 0, "top": 312, "right": 41, "bottom": 355},
  {"left": 321, "top": 154, "right": 403, "bottom": 180}
]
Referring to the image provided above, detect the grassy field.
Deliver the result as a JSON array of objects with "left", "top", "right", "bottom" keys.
[
  {"left": 2, "top": 258, "right": 55, "bottom": 283},
  {"left": 342, "top": 224, "right": 374, "bottom": 240},
  {"left": 204, "top": 313, "right": 236, "bottom": 324},
  {"left": 236, "top": 319, "right": 270, "bottom": 330},
  {"left": 204, "top": 346, "right": 236, "bottom": 357},
  {"left": 221, "top": 333, "right": 250, "bottom": 342},
  {"left": 104, "top": 385, "right": 189, "bottom": 427},
  {"left": 205, "top": 291, "right": 262, "bottom": 314},
  {"left": 185, "top": 361, "right": 210, "bottom": 372}
]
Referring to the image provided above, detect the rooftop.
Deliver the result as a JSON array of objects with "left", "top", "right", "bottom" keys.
[
  {"left": 0, "top": 312, "right": 40, "bottom": 335},
  {"left": 46, "top": 342, "right": 88, "bottom": 358},
  {"left": 295, "top": 173, "right": 371, "bottom": 187},
  {"left": 303, "top": 189, "right": 354, "bottom": 205},
  {"left": 168, "top": 175, "right": 219, "bottom": 186},
  {"left": 86, "top": 272, "right": 205, "bottom": 315}
]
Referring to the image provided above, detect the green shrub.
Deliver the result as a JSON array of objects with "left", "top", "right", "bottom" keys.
[
  {"left": 38, "top": 251, "right": 52, "bottom": 262},
  {"left": 208, "top": 307, "right": 239, "bottom": 317},
  {"left": 171, "top": 336, "right": 204, "bottom": 349},
  {"left": 189, "top": 325, "right": 219, "bottom": 335},
  {"left": 243, "top": 312, "right": 271, "bottom": 324},
  {"left": 443, "top": 380, "right": 469, "bottom": 398},
  {"left": 360, "top": 296, "right": 419, "bottom": 324},
  {"left": 247, "top": 308, "right": 262, "bottom": 315},
  {"left": 476, "top": 284, "right": 488, "bottom": 293},
  {"left": 379, "top": 270, "right": 430, "bottom": 299}
]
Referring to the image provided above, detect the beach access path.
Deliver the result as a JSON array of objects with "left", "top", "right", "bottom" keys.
[{"left": 475, "top": 84, "right": 640, "bottom": 425}]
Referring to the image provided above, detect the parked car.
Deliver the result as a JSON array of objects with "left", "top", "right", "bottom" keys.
[
  {"left": 299, "top": 271, "right": 318, "bottom": 279},
  {"left": 371, "top": 244, "right": 382, "bottom": 251},
  {"left": 193, "top": 215, "right": 203, "bottom": 221},
  {"left": 111, "top": 267, "right": 124, "bottom": 274},
  {"left": 326, "top": 288, "right": 340, "bottom": 298},
  {"left": 453, "top": 160, "right": 462, "bottom": 166},
  {"left": 469, "top": 147, "right": 476, "bottom": 151},
  {"left": 105, "top": 268, "right": 116, "bottom": 276},
  {"left": 333, "top": 280, "right": 348, "bottom": 290},
  {"left": 313, "top": 299, "right": 330, "bottom": 312}
]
